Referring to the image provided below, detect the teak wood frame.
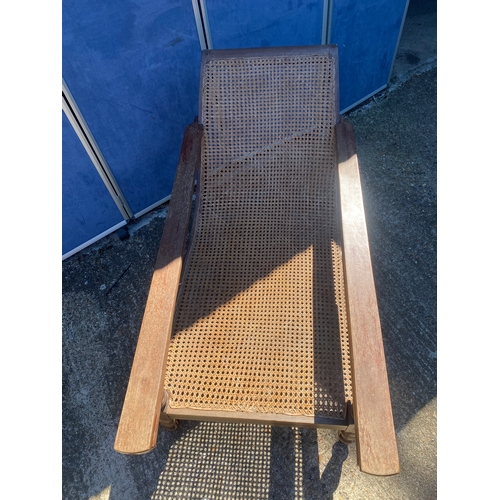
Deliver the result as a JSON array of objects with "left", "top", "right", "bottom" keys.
[{"left": 115, "top": 46, "right": 399, "bottom": 476}]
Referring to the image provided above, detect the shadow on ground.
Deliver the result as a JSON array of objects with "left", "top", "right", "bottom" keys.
[{"left": 150, "top": 423, "right": 348, "bottom": 500}]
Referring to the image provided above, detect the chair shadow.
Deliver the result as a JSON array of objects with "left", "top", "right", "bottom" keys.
[
  {"left": 313, "top": 441, "right": 349, "bottom": 499},
  {"left": 150, "top": 422, "right": 349, "bottom": 499}
]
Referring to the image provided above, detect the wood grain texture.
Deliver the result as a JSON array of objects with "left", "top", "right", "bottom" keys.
[
  {"left": 114, "top": 121, "right": 203, "bottom": 455},
  {"left": 167, "top": 407, "right": 348, "bottom": 429},
  {"left": 336, "top": 119, "right": 400, "bottom": 476}
]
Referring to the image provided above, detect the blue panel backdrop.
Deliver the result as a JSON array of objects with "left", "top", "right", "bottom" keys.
[
  {"left": 205, "top": 0, "right": 323, "bottom": 49},
  {"left": 62, "top": 0, "right": 201, "bottom": 215},
  {"left": 330, "top": 0, "right": 408, "bottom": 112},
  {"left": 62, "top": 111, "right": 124, "bottom": 256}
]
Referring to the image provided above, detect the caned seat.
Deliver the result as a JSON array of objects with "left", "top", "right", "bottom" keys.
[{"left": 115, "top": 46, "right": 399, "bottom": 477}]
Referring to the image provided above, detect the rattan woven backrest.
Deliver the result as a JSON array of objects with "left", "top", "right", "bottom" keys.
[
  {"left": 199, "top": 46, "right": 340, "bottom": 162},
  {"left": 164, "top": 47, "right": 352, "bottom": 419}
]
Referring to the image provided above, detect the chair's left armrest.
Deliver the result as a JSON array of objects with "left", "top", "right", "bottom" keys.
[
  {"left": 336, "top": 119, "right": 400, "bottom": 476},
  {"left": 114, "top": 121, "right": 203, "bottom": 455}
]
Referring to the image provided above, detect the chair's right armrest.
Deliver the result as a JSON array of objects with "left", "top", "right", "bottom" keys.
[
  {"left": 114, "top": 121, "right": 203, "bottom": 455},
  {"left": 336, "top": 119, "right": 400, "bottom": 476}
]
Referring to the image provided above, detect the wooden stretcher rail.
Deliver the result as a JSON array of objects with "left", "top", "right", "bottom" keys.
[
  {"left": 114, "top": 121, "right": 203, "bottom": 455},
  {"left": 336, "top": 119, "right": 400, "bottom": 476},
  {"left": 167, "top": 407, "right": 349, "bottom": 429}
]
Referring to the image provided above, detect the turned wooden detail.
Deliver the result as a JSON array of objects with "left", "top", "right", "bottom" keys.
[{"left": 159, "top": 391, "right": 179, "bottom": 431}]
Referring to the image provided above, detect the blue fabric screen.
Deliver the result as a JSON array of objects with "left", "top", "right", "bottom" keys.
[
  {"left": 62, "top": 111, "right": 124, "bottom": 256},
  {"left": 62, "top": 0, "right": 202, "bottom": 215},
  {"left": 205, "top": 0, "right": 323, "bottom": 49},
  {"left": 330, "top": 0, "right": 408, "bottom": 111}
]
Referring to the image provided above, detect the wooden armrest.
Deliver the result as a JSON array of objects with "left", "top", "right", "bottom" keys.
[
  {"left": 114, "top": 121, "right": 203, "bottom": 455},
  {"left": 336, "top": 120, "right": 400, "bottom": 476}
]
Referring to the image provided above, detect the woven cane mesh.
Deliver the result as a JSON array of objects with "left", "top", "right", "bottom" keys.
[{"left": 164, "top": 53, "right": 352, "bottom": 419}]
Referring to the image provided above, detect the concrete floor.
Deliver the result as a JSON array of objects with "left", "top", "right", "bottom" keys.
[{"left": 62, "top": 3, "right": 437, "bottom": 498}]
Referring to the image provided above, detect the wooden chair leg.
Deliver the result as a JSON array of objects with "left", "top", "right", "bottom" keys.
[
  {"left": 159, "top": 390, "right": 179, "bottom": 431},
  {"left": 159, "top": 412, "right": 179, "bottom": 431},
  {"left": 338, "top": 401, "right": 355, "bottom": 444},
  {"left": 338, "top": 424, "right": 356, "bottom": 445}
]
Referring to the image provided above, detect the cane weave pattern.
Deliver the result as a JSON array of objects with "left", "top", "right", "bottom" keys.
[{"left": 164, "top": 52, "right": 352, "bottom": 419}]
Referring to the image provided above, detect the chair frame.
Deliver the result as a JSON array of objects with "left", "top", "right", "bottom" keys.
[{"left": 115, "top": 45, "right": 399, "bottom": 476}]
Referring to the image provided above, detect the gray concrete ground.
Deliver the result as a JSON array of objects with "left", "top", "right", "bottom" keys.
[{"left": 63, "top": 6, "right": 436, "bottom": 498}]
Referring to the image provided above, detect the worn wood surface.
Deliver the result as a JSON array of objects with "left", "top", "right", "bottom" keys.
[
  {"left": 114, "top": 122, "right": 203, "bottom": 455},
  {"left": 167, "top": 407, "right": 349, "bottom": 429},
  {"left": 336, "top": 119, "right": 400, "bottom": 476}
]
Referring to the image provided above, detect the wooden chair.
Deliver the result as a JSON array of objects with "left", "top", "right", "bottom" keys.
[{"left": 114, "top": 45, "right": 399, "bottom": 476}]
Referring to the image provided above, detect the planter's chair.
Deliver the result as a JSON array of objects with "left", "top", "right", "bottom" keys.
[{"left": 115, "top": 45, "right": 399, "bottom": 476}]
